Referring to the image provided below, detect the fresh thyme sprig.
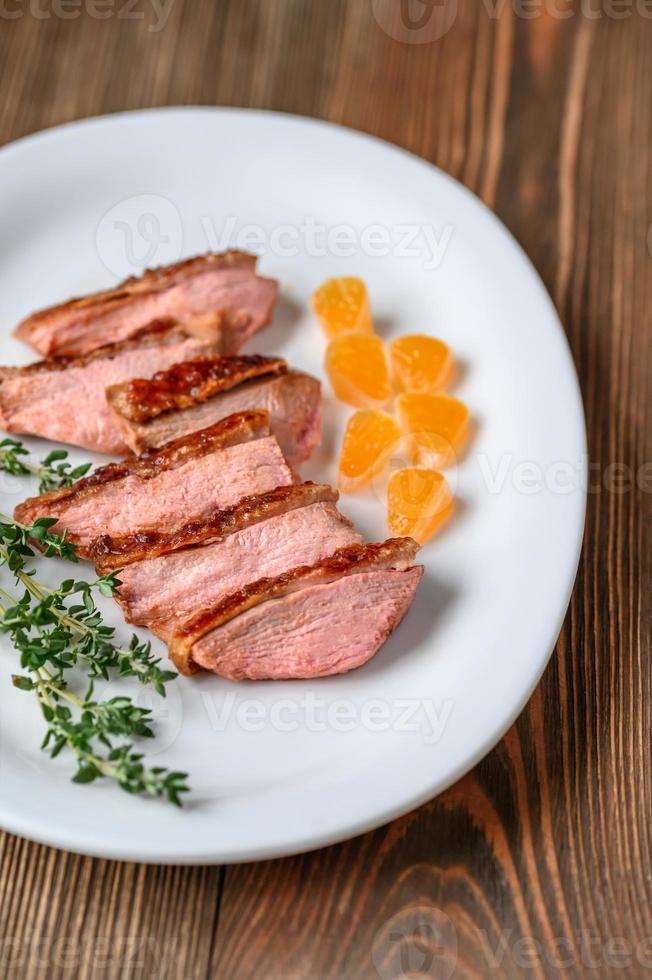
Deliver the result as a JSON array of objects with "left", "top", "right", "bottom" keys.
[
  {"left": 0, "top": 525, "right": 176, "bottom": 694},
  {"left": 0, "top": 506, "right": 188, "bottom": 806},
  {"left": 0, "top": 574, "right": 177, "bottom": 694},
  {"left": 0, "top": 514, "right": 78, "bottom": 564},
  {"left": 11, "top": 670, "right": 187, "bottom": 803},
  {"left": 0, "top": 437, "right": 92, "bottom": 493}
]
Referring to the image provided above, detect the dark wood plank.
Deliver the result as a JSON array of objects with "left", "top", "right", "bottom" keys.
[{"left": 0, "top": 2, "right": 649, "bottom": 979}]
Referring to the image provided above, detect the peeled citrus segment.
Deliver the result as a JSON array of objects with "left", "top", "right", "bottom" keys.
[
  {"left": 338, "top": 410, "right": 401, "bottom": 494},
  {"left": 388, "top": 468, "right": 453, "bottom": 544},
  {"left": 326, "top": 334, "right": 392, "bottom": 408},
  {"left": 390, "top": 335, "right": 453, "bottom": 394},
  {"left": 396, "top": 393, "right": 469, "bottom": 468},
  {"left": 312, "top": 277, "right": 373, "bottom": 338}
]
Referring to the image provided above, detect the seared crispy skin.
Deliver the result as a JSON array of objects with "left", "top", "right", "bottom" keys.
[
  {"left": 14, "top": 410, "right": 271, "bottom": 526},
  {"left": 106, "top": 355, "right": 287, "bottom": 424},
  {"left": 14, "top": 252, "right": 256, "bottom": 346},
  {"left": 169, "top": 538, "right": 420, "bottom": 674},
  {"left": 107, "top": 368, "right": 322, "bottom": 460},
  {"left": 91, "top": 482, "right": 339, "bottom": 572}
]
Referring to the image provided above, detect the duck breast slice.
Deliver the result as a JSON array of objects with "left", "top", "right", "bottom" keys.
[
  {"left": 107, "top": 356, "right": 321, "bottom": 463},
  {"left": 0, "top": 320, "right": 223, "bottom": 454},
  {"left": 14, "top": 410, "right": 294, "bottom": 557},
  {"left": 98, "top": 485, "right": 362, "bottom": 640},
  {"left": 14, "top": 251, "right": 278, "bottom": 357},
  {"left": 170, "top": 538, "right": 422, "bottom": 678}
]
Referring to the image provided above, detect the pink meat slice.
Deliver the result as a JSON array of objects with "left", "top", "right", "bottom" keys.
[
  {"left": 44, "top": 436, "right": 293, "bottom": 550},
  {"left": 110, "top": 371, "right": 322, "bottom": 464},
  {"left": 14, "top": 252, "right": 278, "bottom": 357},
  {"left": 116, "top": 501, "right": 363, "bottom": 639},
  {"left": 169, "top": 538, "right": 422, "bottom": 677},
  {"left": 190, "top": 567, "right": 423, "bottom": 680},
  {"left": 0, "top": 327, "right": 221, "bottom": 454}
]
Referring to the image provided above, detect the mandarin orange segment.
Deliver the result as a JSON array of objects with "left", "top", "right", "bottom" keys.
[
  {"left": 326, "top": 334, "right": 392, "bottom": 408},
  {"left": 338, "top": 410, "right": 401, "bottom": 494},
  {"left": 390, "top": 335, "right": 453, "bottom": 394},
  {"left": 396, "top": 393, "right": 469, "bottom": 468},
  {"left": 388, "top": 468, "right": 453, "bottom": 544},
  {"left": 312, "top": 277, "right": 373, "bottom": 338}
]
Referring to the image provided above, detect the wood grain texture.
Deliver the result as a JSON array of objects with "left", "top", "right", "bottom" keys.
[{"left": 0, "top": 2, "right": 650, "bottom": 978}]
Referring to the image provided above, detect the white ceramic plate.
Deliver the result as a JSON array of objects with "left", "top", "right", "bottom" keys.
[{"left": 0, "top": 108, "right": 586, "bottom": 863}]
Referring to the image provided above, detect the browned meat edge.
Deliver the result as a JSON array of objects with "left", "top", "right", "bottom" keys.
[
  {"left": 13, "top": 409, "right": 271, "bottom": 523},
  {"left": 14, "top": 251, "right": 257, "bottom": 341},
  {"left": 0, "top": 320, "right": 215, "bottom": 381},
  {"left": 169, "top": 537, "right": 420, "bottom": 675},
  {"left": 111, "top": 369, "right": 321, "bottom": 458},
  {"left": 106, "top": 355, "right": 288, "bottom": 424},
  {"left": 91, "top": 481, "right": 339, "bottom": 571}
]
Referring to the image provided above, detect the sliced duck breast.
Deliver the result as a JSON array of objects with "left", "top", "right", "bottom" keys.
[
  {"left": 106, "top": 355, "right": 321, "bottom": 463},
  {"left": 169, "top": 538, "right": 422, "bottom": 678},
  {"left": 14, "top": 411, "right": 294, "bottom": 557},
  {"left": 14, "top": 251, "right": 278, "bottom": 357},
  {"left": 91, "top": 483, "right": 363, "bottom": 640},
  {"left": 0, "top": 320, "right": 223, "bottom": 454}
]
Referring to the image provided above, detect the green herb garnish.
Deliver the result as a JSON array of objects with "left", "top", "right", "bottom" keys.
[
  {"left": 0, "top": 437, "right": 92, "bottom": 493},
  {"left": 0, "top": 442, "right": 189, "bottom": 806}
]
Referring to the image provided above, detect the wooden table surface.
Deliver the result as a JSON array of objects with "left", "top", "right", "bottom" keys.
[{"left": 0, "top": 2, "right": 650, "bottom": 978}]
